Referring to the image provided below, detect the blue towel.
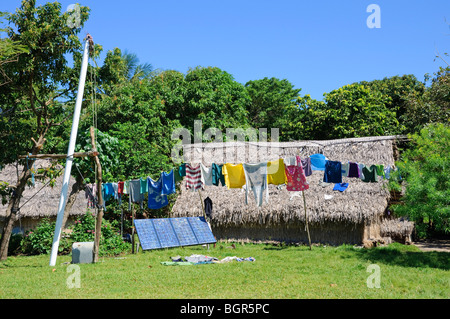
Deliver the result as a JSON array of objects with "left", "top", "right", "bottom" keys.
[
  {"left": 323, "top": 160, "right": 342, "bottom": 183},
  {"left": 333, "top": 183, "right": 349, "bottom": 192},
  {"left": 161, "top": 170, "right": 176, "bottom": 196},
  {"left": 310, "top": 153, "right": 327, "bottom": 171},
  {"left": 147, "top": 176, "right": 169, "bottom": 209}
]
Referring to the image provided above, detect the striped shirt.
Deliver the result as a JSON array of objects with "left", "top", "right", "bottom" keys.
[{"left": 185, "top": 163, "right": 203, "bottom": 191}]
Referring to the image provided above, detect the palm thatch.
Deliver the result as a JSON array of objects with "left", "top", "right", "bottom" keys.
[
  {"left": 172, "top": 136, "right": 409, "bottom": 245},
  {"left": 0, "top": 159, "right": 88, "bottom": 232}
]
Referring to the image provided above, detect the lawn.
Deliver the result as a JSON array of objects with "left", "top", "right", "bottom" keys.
[{"left": 0, "top": 242, "right": 448, "bottom": 299}]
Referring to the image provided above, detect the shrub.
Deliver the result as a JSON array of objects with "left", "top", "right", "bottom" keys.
[
  {"left": 390, "top": 123, "right": 450, "bottom": 238},
  {"left": 19, "top": 211, "right": 130, "bottom": 256}
]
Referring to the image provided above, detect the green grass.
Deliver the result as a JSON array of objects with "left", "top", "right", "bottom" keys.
[{"left": 0, "top": 242, "right": 448, "bottom": 299}]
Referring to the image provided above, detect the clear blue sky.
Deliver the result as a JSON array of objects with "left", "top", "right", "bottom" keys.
[{"left": 3, "top": 0, "right": 450, "bottom": 100}]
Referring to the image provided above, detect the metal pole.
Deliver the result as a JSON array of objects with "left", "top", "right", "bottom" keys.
[{"left": 49, "top": 39, "right": 90, "bottom": 266}]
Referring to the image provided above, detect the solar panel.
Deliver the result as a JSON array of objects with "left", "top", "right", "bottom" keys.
[{"left": 134, "top": 217, "right": 216, "bottom": 250}]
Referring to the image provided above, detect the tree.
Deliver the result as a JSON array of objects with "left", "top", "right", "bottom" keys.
[
  {"left": 245, "top": 77, "right": 301, "bottom": 133},
  {"left": 0, "top": 12, "right": 28, "bottom": 87},
  {"left": 180, "top": 66, "right": 251, "bottom": 133},
  {"left": 318, "top": 83, "right": 399, "bottom": 139},
  {"left": 359, "top": 74, "right": 426, "bottom": 134},
  {"left": 0, "top": 0, "right": 90, "bottom": 261},
  {"left": 389, "top": 123, "right": 449, "bottom": 238}
]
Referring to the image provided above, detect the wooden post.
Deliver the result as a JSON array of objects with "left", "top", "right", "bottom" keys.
[
  {"left": 90, "top": 126, "right": 104, "bottom": 263},
  {"left": 302, "top": 190, "right": 312, "bottom": 250}
]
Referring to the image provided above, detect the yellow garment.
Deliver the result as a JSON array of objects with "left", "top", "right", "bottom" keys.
[
  {"left": 267, "top": 159, "right": 287, "bottom": 185},
  {"left": 222, "top": 163, "right": 246, "bottom": 189}
]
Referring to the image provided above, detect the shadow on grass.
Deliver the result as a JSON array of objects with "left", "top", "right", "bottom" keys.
[{"left": 347, "top": 244, "right": 450, "bottom": 270}]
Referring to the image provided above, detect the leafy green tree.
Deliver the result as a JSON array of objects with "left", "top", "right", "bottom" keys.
[
  {"left": 359, "top": 74, "right": 425, "bottom": 134},
  {"left": 318, "top": 83, "right": 399, "bottom": 139},
  {"left": 0, "top": 0, "right": 91, "bottom": 261},
  {"left": 389, "top": 123, "right": 449, "bottom": 238},
  {"left": 277, "top": 94, "right": 327, "bottom": 141},
  {"left": 180, "top": 66, "right": 251, "bottom": 132},
  {"left": 245, "top": 77, "right": 301, "bottom": 133}
]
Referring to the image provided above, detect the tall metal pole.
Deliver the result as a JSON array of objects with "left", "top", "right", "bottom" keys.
[{"left": 49, "top": 39, "right": 90, "bottom": 266}]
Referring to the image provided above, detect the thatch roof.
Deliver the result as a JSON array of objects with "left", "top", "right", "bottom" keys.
[
  {"left": 0, "top": 159, "right": 88, "bottom": 219},
  {"left": 172, "top": 136, "right": 403, "bottom": 227}
]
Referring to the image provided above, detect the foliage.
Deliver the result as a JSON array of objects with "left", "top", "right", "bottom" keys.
[
  {"left": 244, "top": 77, "right": 301, "bottom": 134},
  {"left": 180, "top": 66, "right": 251, "bottom": 132},
  {"left": 390, "top": 123, "right": 450, "bottom": 238},
  {"left": 320, "top": 84, "right": 399, "bottom": 139},
  {"left": 20, "top": 218, "right": 68, "bottom": 255},
  {"left": 19, "top": 211, "right": 130, "bottom": 256}
]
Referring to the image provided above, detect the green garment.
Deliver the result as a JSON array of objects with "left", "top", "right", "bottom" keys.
[
  {"left": 161, "top": 261, "right": 195, "bottom": 266},
  {"left": 212, "top": 163, "right": 225, "bottom": 186},
  {"left": 362, "top": 165, "right": 378, "bottom": 183},
  {"left": 375, "top": 164, "right": 385, "bottom": 179},
  {"left": 174, "top": 163, "right": 186, "bottom": 182}
]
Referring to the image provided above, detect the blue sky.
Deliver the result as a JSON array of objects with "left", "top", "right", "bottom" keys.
[{"left": 3, "top": 0, "right": 450, "bottom": 100}]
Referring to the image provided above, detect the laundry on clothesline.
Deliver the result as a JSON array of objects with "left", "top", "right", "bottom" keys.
[{"left": 85, "top": 151, "right": 396, "bottom": 211}]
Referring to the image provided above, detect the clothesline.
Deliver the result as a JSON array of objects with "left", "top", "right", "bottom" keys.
[{"left": 85, "top": 153, "right": 396, "bottom": 211}]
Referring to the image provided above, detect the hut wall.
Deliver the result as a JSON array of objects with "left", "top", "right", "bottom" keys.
[{"left": 211, "top": 221, "right": 366, "bottom": 245}]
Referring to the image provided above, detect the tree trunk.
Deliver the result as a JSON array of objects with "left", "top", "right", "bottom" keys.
[
  {"left": 0, "top": 165, "right": 32, "bottom": 260},
  {"left": 0, "top": 136, "right": 45, "bottom": 261},
  {"left": 62, "top": 175, "right": 84, "bottom": 230}
]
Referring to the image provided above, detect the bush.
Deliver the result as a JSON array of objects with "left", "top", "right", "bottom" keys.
[
  {"left": 390, "top": 123, "right": 450, "bottom": 238},
  {"left": 19, "top": 211, "right": 130, "bottom": 256}
]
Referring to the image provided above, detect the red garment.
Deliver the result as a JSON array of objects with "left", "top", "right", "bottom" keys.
[
  {"left": 185, "top": 163, "right": 202, "bottom": 191},
  {"left": 117, "top": 181, "right": 124, "bottom": 195},
  {"left": 285, "top": 156, "right": 309, "bottom": 191}
]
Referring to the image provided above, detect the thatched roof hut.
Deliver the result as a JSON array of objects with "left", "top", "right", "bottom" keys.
[
  {"left": 0, "top": 159, "right": 88, "bottom": 234},
  {"left": 171, "top": 136, "right": 412, "bottom": 246}
]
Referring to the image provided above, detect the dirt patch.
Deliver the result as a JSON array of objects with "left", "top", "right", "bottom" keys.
[{"left": 412, "top": 239, "right": 450, "bottom": 253}]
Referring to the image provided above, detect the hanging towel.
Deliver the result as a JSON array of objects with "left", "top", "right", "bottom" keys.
[
  {"left": 147, "top": 176, "right": 169, "bottom": 209},
  {"left": 185, "top": 163, "right": 202, "bottom": 191},
  {"left": 375, "top": 164, "right": 385, "bottom": 179},
  {"left": 384, "top": 165, "right": 392, "bottom": 180},
  {"left": 140, "top": 177, "right": 148, "bottom": 194},
  {"left": 323, "top": 160, "right": 342, "bottom": 184},
  {"left": 129, "top": 179, "right": 144, "bottom": 209},
  {"left": 204, "top": 196, "right": 213, "bottom": 218},
  {"left": 102, "top": 183, "right": 115, "bottom": 203},
  {"left": 362, "top": 165, "right": 378, "bottom": 183},
  {"left": 161, "top": 170, "right": 176, "bottom": 195},
  {"left": 285, "top": 156, "right": 309, "bottom": 192},
  {"left": 85, "top": 183, "right": 97, "bottom": 208},
  {"left": 358, "top": 163, "right": 365, "bottom": 180},
  {"left": 310, "top": 153, "right": 327, "bottom": 171},
  {"left": 200, "top": 163, "right": 213, "bottom": 186},
  {"left": 111, "top": 182, "right": 119, "bottom": 200},
  {"left": 347, "top": 162, "right": 360, "bottom": 178},
  {"left": 267, "top": 158, "right": 287, "bottom": 185},
  {"left": 301, "top": 157, "right": 312, "bottom": 177},
  {"left": 212, "top": 163, "right": 225, "bottom": 186},
  {"left": 175, "top": 163, "right": 186, "bottom": 182},
  {"left": 124, "top": 180, "right": 130, "bottom": 194},
  {"left": 222, "top": 163, "right": 246, "bottom": 189},
  {"left": 341, "top": 162, "right": 349, "bottom": 177},
  {"left": 333, "top": 183, "right": 349, "bottom": 192},
  {"left": 243, "top": 162, "right": 268, "bottom": 206}
]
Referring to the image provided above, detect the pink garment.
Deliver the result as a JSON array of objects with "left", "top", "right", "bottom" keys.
[{"left": 285, "top": 156, "right": 309, "bottom": 191}]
